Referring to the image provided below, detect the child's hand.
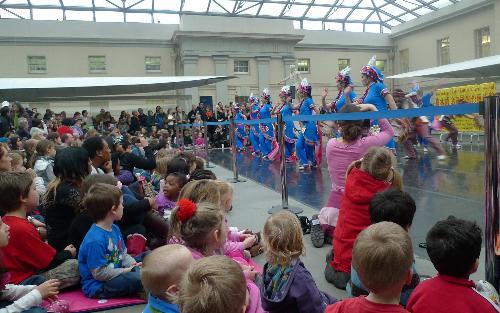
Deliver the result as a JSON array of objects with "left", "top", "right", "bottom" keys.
[
  {"left": 36, "top": 279, "right": 60, "bottom": 299},
  {"left": 64, "top": 244, "right": 76, "bottom": 257},
  {"left": 123, "top": 265, "right": 136, "bottom": 273},
  {"left": 243, "top": 235, "right": 257, "bottom": 249},
  {"left": 146, "top": 197, "right": 157, "bottom": 210}
]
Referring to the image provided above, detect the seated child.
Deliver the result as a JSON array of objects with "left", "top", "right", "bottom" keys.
[
  {"left": 326, "top": 222, "right": 414, "bottom": 313},
  {"left": 141, "top": 244, "right": 193, "bottom": 313},
  {"left": 406, "top": 216, "right": 498, "bottom": 313},
  {"left": 78, "top": 183, "right": 143, "bottom": 299},
  {"left": 155, "top": 172, "right": 187, "bottom": 217},
  {"left": 32, "top": 140, "right": 56, "bottom": 190},
  {"left": 0, "top": 216, "right": 60, "bottom": 313},
  {"left": 178, "top": 255, "right": 248, "bottom": 313},
  {"left": 261, "top": 210, "right": 336, "bottom": 313},
  {"left": 0, "top": 172, "right": 79, "bottom": 288},
  {"left": 327, "top": 147, "right": 402, "bottom": 290},
  {"left": 150, "top": 157, "right": 170, "bottom": 192},
  {"left": 348, "top": 189, "right": 419, "bottom": 306}
]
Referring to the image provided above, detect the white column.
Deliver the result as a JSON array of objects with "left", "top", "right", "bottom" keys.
[
  {"left": 256, "top": 56, "right": 271, "bottom": 94},
  {"left": 182, "top": 55, "right": 199, "bottom": 109},
  {"left": 213, "top": 55, "right": 229, "bottom": 105}
]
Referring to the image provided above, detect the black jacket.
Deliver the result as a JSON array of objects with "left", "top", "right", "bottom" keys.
[{"left": 119, "top": 152, "right": 156, "bottom": 173}]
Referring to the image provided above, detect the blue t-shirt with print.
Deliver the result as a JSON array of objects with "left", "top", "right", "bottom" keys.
[{"left": 78, "top": 224, "right": 127, "bottom": 297}]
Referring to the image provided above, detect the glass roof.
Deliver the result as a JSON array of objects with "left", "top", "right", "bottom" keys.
[{"left": 0, "top": 0, "right": 461, "bottom": 33}]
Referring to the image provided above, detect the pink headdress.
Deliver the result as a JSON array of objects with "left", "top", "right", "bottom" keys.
[{"left": 361, "top": 55, "right": 384, "bottom": 82}]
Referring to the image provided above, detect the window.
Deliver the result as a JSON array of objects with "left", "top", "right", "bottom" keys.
[
  {"left": 438, "top": 37, "right": 450, "bottom": 65},
  {"left": 399, "top": 49, "right": 409, "bottom": 73},
  {"left": 338, "top": 59, "right": 350, "bottom": 71},
  {"left": 89, "top": 56, "right": 106, "bottom": 73},
  {"left": 475, "top": 27, "right": 491, "bottom": 58},
  {"left": 375, "top": 59, "right": 386, "bottom": 72},
  {"left": 234, "top": 60, "right": 249, "bottom": 74},
  {"left": 296, "top": 59, "right": 310, "bottom": 73},
  {"left": 145, "top": 56, "right": 161, "bottom": 72},
  {"left": 235, "top": 96, "right": 247, "bottom": 104},
  {"left": 27, "top": 56, "right": 47, "bottom": 73}
]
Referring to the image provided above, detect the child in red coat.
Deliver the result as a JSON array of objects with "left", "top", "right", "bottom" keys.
[{"left": 326, "top": 147, "right": 402, "bottom": 290}]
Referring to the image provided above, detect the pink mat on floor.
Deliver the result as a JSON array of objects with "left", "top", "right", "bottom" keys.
[{"left": 53, "top": 290, "right": 145, "bottom": 312}]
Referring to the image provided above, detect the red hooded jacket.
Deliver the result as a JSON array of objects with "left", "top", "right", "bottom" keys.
[{"left": 332, "top": 167, "right": 390, "bottom": 273}]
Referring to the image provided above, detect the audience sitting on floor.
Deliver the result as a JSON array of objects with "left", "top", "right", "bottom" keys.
[{"left": 0, "top": 103, "right": 497, "bottom": 313}]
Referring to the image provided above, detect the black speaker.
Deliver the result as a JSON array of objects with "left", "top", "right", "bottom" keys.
[{"left": 290, "top": 86, "right": 296, "bottom": 99}]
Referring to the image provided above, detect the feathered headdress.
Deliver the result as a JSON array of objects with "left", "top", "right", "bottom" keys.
[
  {"left": 279, "top": 85, "right": 292, "bottom": 98},
  {"left": 360, "top": 55, "right": 384, "bottom": 82},
  {"left": 335, "top": 66, "right": 353, "bottom": 86},
  {"left": 298, "top": 78, "right": 312, "bottom": 97},
  {"left": 261, "top": 88, "right": 271, "bottom": 102},
  {"left": 248, "top": 93, "right": 259, "bottom": 105}
]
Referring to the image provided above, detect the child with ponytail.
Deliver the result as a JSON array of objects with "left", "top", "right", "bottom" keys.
[
  {"left": 326, "top": 146, "right": 401, "bottom": 290},
  {"left": 32, "top": 140, "right": 56, "bottom": 192}
]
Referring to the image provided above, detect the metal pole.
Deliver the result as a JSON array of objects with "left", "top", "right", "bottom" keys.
[
  {"left": 268, "top": 113, "right": 303, "bottom": 214},
  {"left": 228, "top": 117, "right": 246, "bottom": 183},
  {"left": 203, "top": 121, "right": 215, "bottom": 169},
  {"left": 484, "top": 96, "right": 500, "bottom": 289}
]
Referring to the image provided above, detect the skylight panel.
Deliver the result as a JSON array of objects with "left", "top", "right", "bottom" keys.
[
  {"left": 381, "top": 3, "right": 406, "bottom": 16},
  {"left": 126, "top": 12, "right": 152, "bottom": 22},
  {"left": 128, "top": 0, "right": 153, "bottom": 10},
  {"left": 209, "top": 0, "right": 233, "bottom": 14},
  {"left": 32, "top": 8, "right": 63, "bottom": 20},
  {"left": 328, "top": 7, "right": 353, "bottom": 20},
  {"left": 65, "top": 10, "right": 94, "bottom": 21},
  {"left": 0, "top": 7, "right": 30, "bottom": 18},
  {"left": 349, "top": 9, "right": 372, "bottom": 21},
  {"left": 30, "top": 0, "right": 61, "bottom": 5},
  {"left": 364, "top": 23, "right": 381, "bottom": 33},
  {"left": 95, "top": 10, "right": 124, "bottom": 22},
  {"left": 154, "top": 0, "right": 181, "bottom": 11},
  {"left": 306, "top": 5, "right": 328, "bottom": 19},
  {"left": 414, "top": 7, "right": 433, "bottom": 15},
  {"left": 93, "top": 0, "right": 121, "bottom": 8},
  {"left": 323, "top": 21, "right": 343, "bottom": 31},
  {"left": 2, "top": 0, "right": 28, "bottom": 4},
  {"left": 345, "top": 23, "right": 364, "bottom": 32},
  {"left": 63, "top": 0, "right": 94, "bottom": 7},
  {"left": 283, "top": 4, "right": 310, "bottom": 18},
  {"left": 302, "top": 20, "right": 323, "bottom": 30},
  {"left": 258, "top": 3, "right": 286, "bottom": 17},
  {"left": 182, "top": 0, "right": 209, "bottom": 13}
]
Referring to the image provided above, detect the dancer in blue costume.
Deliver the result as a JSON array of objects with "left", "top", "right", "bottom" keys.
[
  {"left": 248, "top": 93, "right": 262, "bottom": 156},
  {"left": 273, "top": 85, "right": 297, "bottom": 162},
  {"left": 258, "top": 89, "right": 275, "bottom": 159},
  {"left": 359, "top": 56, "right": 398, "bottom": 150},
  {"left": 296, "top": 78, "right": 320, "bottom": 170},
  {"left": 233, "top": 103, "right": 247, "bottom": 152},
  {"left": 321, "top": 66, "right": 357, "bottom": 113}
]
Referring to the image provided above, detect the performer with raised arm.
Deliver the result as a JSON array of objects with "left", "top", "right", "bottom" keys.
[
  {"left": 296, "top": 78, "right": 320, "bottom": 170},
  {"left": 358, "top": 55, "right": 398, "bottom": 151},
  {"left": 248, "top": 93, "right": 262, "bottom": 156},
  {"left": 273, "top": 86, "right": 298, "bottom": 162},
  {"left": 321, "top": 66, "right": 357, "bottom": 113},
  {"left": 259, "top": 89, "right": 275, "bottom": 159}
]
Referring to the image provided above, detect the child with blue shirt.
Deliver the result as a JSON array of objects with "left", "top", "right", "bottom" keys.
[
  {"left": 141, "top": 244, "right": 193, "bottom": 313},
  {"left": 347, "top": 189, "right": 419, "bottom": 306},
  {"left": 78, "top": 183, "right": 143, "bottom": 299}
]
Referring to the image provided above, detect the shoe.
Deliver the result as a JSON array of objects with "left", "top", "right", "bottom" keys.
[
  {"left": 299, "top": 164, "right": 309, "bottom": 171},
  {"left": 324, "top": 263, "right": 350, "bottom": 290},
  {"left": 126, "top": 233, "right": 147, "bottom": 257},
  {"left": 423, "top": 147, "right": 428, "bottom": 153},
  {"left": 437, "top": 154, "right": 447, "bottom": 160},
  {"left": 310, "top": 214, "right": 325, "bottom": 248},
  {"left": 311, "top": 161, "right": 318, "bottom": 168},
  {"left": 403, "top": 155, "right": 416, "bottom": 159},
  {"left": 453, "top": 144, "right": 462, "bottom": 149}
]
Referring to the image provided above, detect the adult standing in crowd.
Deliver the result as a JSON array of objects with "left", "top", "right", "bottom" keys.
[
  {"left": 0, "top": 107, "right": 10, "bottom": 138},
  {"left": 155, "top": 106, "right": 165, "bottom": 129},
  {"left": 187, "top": 105, "right": 197, "bottom": 124},
  {"left": 10, "top": 102, "right": 31, "bottom": 130},
  {"left": 129, "top": 111, "right": 141, "bottom": 134}
]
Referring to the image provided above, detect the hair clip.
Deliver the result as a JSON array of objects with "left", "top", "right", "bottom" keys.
[{"left": 176, "top": 198, "right": 197, "bottom": 223}]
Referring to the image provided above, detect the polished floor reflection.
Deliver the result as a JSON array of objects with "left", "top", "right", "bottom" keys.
[{"left": 207, "top": 143, "right": 485, "bottom": 259}]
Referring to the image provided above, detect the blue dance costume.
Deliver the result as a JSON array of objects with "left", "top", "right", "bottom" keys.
[
  {"left": 250, "top": 103, "right": 261, "bottom": 154},
  {"left": 279, "top": 102, "right": 297, "bottom": 158},
  {"left": 234, "top": 110, "right": 246, "bottom": 150},
  {"left": 296, "top": 97, "right": 318, "bottom": 166},
  {"left": 259, "top": 102, "right": 274, "bottom": 156},
  {"left": 361, "top": 82, "right": 396, "bottom": 149},
  {"left": 335, "top": 89, "right": 357, "bottom": 113}
]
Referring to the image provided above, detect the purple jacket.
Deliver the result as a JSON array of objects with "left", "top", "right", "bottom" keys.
[{"left": 260, "top": 260, "right": 336, "bottom": 313}]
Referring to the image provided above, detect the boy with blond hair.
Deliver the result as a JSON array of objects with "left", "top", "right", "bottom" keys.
[
  {"left": 178, "top": 255, "right": 248, "bottom": 313},
  {"left": 326, "top": 222, "right": 413, "bottom": 313},
  {"left": 141, "top": 244, "right": 193, "bottom": 313}
]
